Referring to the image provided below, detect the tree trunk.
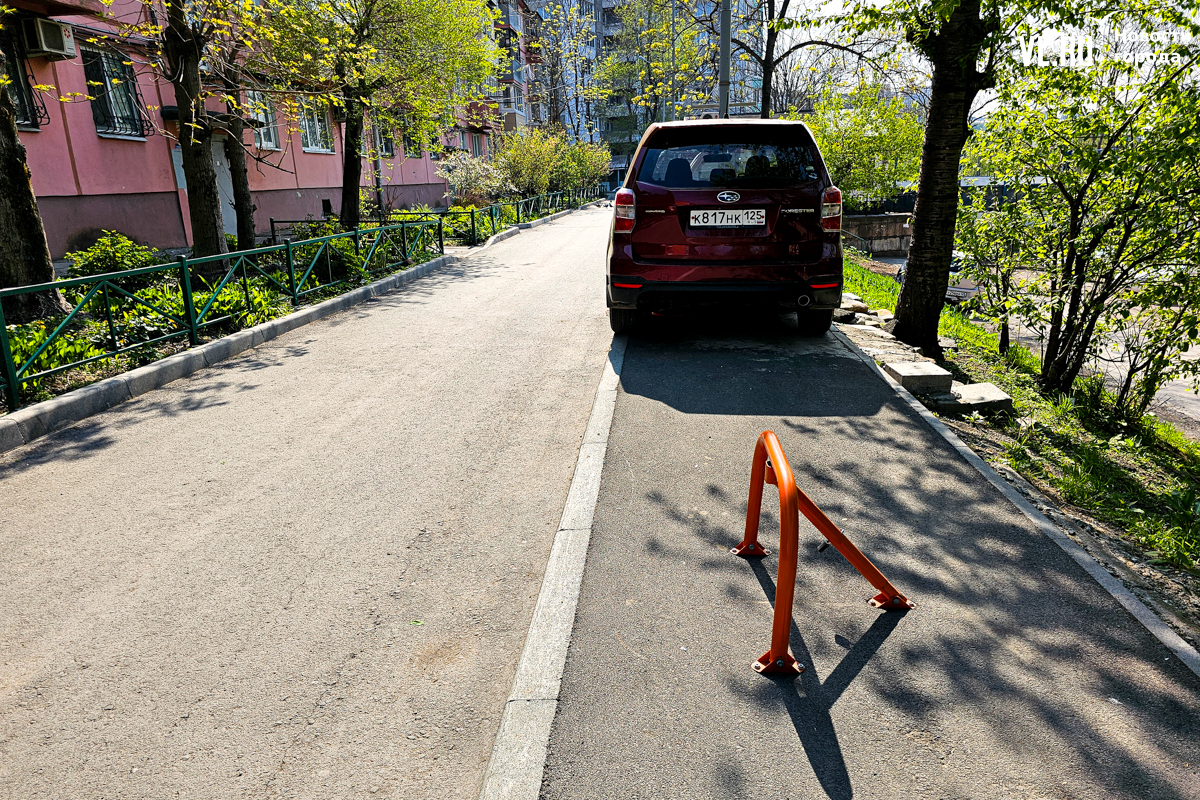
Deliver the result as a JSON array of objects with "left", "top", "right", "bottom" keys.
[
  {"left": 891, "top": 0, "right": 989, "bottom": 356},
  {"left": 759, "top": 27, "right": 776, "bottom": 118},
  {"left": 223, "top": 114, "right": 257, "bottom": 251},
  {"left": 0, "top": 48, "right": 69, "bottom": 322},
  {"left": 162, "top": 12, "right": 228, "bottom": 259},
  {"left": 339, "top": 97, "right": 365, "bottom": 230}
]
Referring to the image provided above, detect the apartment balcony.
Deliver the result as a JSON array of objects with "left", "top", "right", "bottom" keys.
[{"left": 496, "top": 1, "right": 525, "bottom": 34}]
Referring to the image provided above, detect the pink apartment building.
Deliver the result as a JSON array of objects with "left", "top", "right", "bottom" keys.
[{"left": 4, "top": 0, "right": 501, "bottom": 258}]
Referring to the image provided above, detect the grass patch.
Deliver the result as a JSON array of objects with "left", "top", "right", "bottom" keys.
[{"left": 844, "top": 252, "right": 1200, "bottom": 572}]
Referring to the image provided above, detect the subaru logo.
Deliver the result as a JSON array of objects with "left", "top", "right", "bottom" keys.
[{"left": 717, "top": 191, "right": 740, "bottom": 204}]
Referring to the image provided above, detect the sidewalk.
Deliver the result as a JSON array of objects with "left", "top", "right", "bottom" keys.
[{"left": 541, "top": 315, "right": 1200, "bottom": 800}]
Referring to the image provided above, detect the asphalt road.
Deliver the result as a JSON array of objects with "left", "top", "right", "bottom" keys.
[
  {"left": 541, "top": 313, "right": 1200, "bottom": 800},
  {"left": 0, "top": 208, "right": 613, "bottom": 799}
]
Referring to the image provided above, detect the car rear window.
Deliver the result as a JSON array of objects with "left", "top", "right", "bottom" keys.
[{"left": 636, "top": 128, "right": 820, "bottom": 189}]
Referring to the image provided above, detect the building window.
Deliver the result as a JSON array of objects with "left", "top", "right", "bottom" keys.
[
  {"left": 402, "top": 130, "right": 420, "bottom": 157},
  {"left": 81, "top": 47, "right": 153, "bottom": 137},
  {"left": 299, "top": 102, "right": 334, "bottom": 152},
  {"left": 2, "top": 31, "right": 46, "bottom": 128},
  {"left": 471, "top": 133, "right": 483, "bottom": 157},
  {"left": 247, "top": 90, "right": 279, "bottom": 150},
  {"left": 458, "top": 130, "right": 469, "bottom": 151},
  {"left": 377, "top": 127, "right": 395, "bottom": 158}
]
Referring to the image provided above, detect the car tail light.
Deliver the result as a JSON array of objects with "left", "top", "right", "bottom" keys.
[
  {"left": 821, "top": 187, "right": 842, "bottom": 231},
  {"left": 614, "top": 188, "right": 635, "bottom": 232}
]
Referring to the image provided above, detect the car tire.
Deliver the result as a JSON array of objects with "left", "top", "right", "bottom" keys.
[
  {"left": 796, "top": 308, "right": 833, "bottom": 336},
  {"left": 609, "top": 308, "right": 639, "bottom": 334}
]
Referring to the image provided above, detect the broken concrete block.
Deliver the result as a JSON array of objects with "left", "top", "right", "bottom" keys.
[
  {"left": 840, "top": 299, "right": 869, "bottom": 313},
  {"left": 883, "top": 361, "right": 953, "bottom": 395},
  {"left": 926, "top": 381, "right": 1013, "bottom": 415},
  {"left": 871, "top": 309, "right": 894, "bottom": 320}
]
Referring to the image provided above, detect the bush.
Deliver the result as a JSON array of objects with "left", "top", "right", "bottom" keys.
[
  {"left": 436, "top": 151, "right": 510, "bottom": 205},
  {"left": 493, "top": 128, "right": 560, "bottom": 197},
  {"left": 66, "top": 231, "right": 165, "bottom": 280}
]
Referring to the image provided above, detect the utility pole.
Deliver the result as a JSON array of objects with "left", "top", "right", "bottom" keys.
[
  {"left": 669, "top": 0, "right": 676, "bottom": 121},
  {"left": 718, "top": 0, "right": 730, "bottom": 118}
]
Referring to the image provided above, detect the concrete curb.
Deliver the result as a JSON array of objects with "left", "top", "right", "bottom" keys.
[
  {"left": 831, "top": 328, "right": 1200, "bottom": 680},
  {"left": 0, "top": 254, "right": 457, "bottom": 456},
  {"left": 477, "top": 335, "right": 627, "bottom": 800},
  {"left": 0, "top": 201, "right": 607, "bottom": 457}
]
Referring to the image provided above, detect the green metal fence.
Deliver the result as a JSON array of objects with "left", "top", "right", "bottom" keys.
[
  {"left": 386, "top": 185, "right": 606, "bottom": 245},
  {"left": 0, "top": 187, "right": 605, "bottom": 412},
  {"left": 0, "top": 219, "right": 442, "bottom": 411}
]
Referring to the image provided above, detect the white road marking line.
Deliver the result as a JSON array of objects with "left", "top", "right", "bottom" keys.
[{"left": 477, "top": 335, "right": 628, "bottom": 800}]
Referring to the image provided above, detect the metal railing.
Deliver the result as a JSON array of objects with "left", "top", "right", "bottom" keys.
[
  {"left": 274, "top": 185, "right": 606, "bottom": 246},
  {"left": 0, "top": 219, "right": 442, "bottom": 411}
]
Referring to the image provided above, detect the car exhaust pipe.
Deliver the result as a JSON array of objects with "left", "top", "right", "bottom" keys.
[{"left": 796, "top": 295, "right": 812, "bottom": 308}]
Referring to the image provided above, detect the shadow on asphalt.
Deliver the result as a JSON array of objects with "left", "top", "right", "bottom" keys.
[
  {"left": 620, "top": 309, "right": 888, "bottom": 418},
  {"left": 545, "top": 317, "right": 1200, "bottom": 800}
]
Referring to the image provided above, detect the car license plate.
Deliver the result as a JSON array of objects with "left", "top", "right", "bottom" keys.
[{"left": 690, "top": 208, "right": 766, "bottom": 227}]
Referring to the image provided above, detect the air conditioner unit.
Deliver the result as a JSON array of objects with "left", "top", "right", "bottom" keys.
[{"left": 23, "top": 18, "right": 76, "bottom": 61}]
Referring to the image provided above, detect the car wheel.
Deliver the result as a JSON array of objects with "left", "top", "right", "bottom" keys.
[
  {"left": 796, "top": 308, "right": 833, "bottom": 336},
  {"left": 609, "top": 308, "right": 639, "bottom": 334}
]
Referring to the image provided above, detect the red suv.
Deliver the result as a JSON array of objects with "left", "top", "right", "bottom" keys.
[{"left": 606, "top": 119, "right": 843, "bottom": 335}]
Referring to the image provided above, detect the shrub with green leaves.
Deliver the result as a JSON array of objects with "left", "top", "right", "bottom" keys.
[{"left": 66, "top": 232, "right": 165, "bottom": 279}]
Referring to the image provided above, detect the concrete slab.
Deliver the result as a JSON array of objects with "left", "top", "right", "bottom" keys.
[
  {"left": 927, "top": 381, "right": 1014, "bottom": 415},
  {"left": 883, "top": 360, "right": 953, "bottom": 394}
]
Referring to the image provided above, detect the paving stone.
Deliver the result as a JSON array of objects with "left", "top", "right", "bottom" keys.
[{"left": 884, "top": 360, "right": 953, "bottom": 394}]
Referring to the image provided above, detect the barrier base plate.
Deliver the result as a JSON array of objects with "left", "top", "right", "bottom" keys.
[
  {"left": 753, "top": 651, "right": 804, "bottom": 676},
  {"left": 869, "top": 592, "right": 916, "bottom": 611},
  {"left": 731, "top": 541, "right": 770, "bottom": 557}
]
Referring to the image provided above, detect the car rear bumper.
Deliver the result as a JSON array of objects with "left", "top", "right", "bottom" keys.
[{"left": 607, "top": 275, "right": 842, "bottom": 311}]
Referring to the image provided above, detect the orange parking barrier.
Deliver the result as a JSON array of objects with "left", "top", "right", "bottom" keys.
[{"left": 732, "top": 431, "right": 914, "bottom": 676}]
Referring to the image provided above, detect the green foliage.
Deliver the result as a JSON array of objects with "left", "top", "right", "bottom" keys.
[
  {"left": 5, "top": 321, "right": 103, "bottom": 385},
  {"left": 550, "top": 138, "right": 612, "bottom": 193},
  {"left": 801, "top": 84, "right": 923, "bottom": 209},
  {"left": 261, "top": 0, "right": 500, "bottom": 158},
  {"left": 66, "top": 232, "right": 165, "bottom": 280},
  {"left": 494, "top": 128, "right": 561, "bottom": 197},
  {"left": 959, "top": 34, "right": 1200, "bottom": 412}
]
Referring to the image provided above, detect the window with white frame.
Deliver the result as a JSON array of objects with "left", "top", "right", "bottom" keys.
[
  {"left": 246, "top": 91, "right": 279, "bottom": 150},
  {"left": 299, "top": 102, "right": 334, "bottom": 152},
  {"left": 471, "top": 133, "right": 483, "bottom": 157}
]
